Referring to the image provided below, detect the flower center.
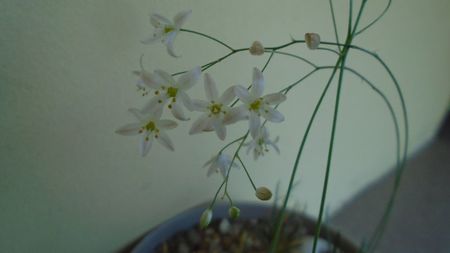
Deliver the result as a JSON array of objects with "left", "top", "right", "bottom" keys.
[
  {"left": 249, "top": 99, "right": 262, "bottom": 111},
  {"left": 167, "top": 87, "right": 178, "bottom": 98},
  {"left": 145, "top": 121, "right": 157, "bottom": 132},
  {"left": 210, "top": 103, "right": 222, "bottom": 115},
  {"left": 164, "top": 26, "right": 174, "bottom": 34}
]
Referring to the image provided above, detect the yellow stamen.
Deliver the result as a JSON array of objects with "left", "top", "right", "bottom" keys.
[
  {"left": 145, "top": 121, "right": 156, "bottom": 132},
  {"left": 164, "top": 26, "right": 174, "bottom": 34},
  {"left": 210, "top": 103, "right": 222, "bottom": 115},
  {"left": 167, "top": 87, "right": 178, "bottom": 98},
  {"left": 249, "top": 100, "right": 261, "bottom": 111}
]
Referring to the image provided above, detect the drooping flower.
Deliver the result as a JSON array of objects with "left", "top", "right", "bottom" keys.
[
  {"left": 203, "top": 153, "right": 239, "bottom": 177},
  {"left": 249, "top": 41, "right": 264, "bottom": 56},
  {"left": 115, "top": 107, "right": 177, "bottom": 156},
  {"left": 199, "top": 208, "right": 213, "bottom": 229},
  {"left": 142, "top": 10, "right": 192, "bottom": 57},
  {"left": 244, "top": 126, "right": 280, "bottom": 160},
  {"left": 305, "top": 32, "right": 320, "bottom": 50},
  {"left": 134, "top": 66, "right": 201, "bottom": 121},
  {"left": 189, "top": 73, "right": 236, "bottom": 140},
  {"left": 230, "top": 67, "right": 287, "bottom": 137},
  {"left": 228, "top": 206, "right": 240, "bottom": 220}
]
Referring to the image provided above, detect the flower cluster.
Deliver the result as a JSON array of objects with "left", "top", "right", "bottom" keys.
[{"left": 117, "top": 10, "right": 288, "bottom": 225}]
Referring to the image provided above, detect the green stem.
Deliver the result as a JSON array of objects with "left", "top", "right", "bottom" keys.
[
  {"left": 356, "top": 0, "right": 392, "bottom": 36},
  {"left": 269, "top": 53, "right": 344, "bottom": 253},
  {"left": 328, "top": 0, "right": 342, "bottom": 51},
  {"left": 180, "top": 28, "right": 235, "bottom": 51},
  {"left": 271, "top": 51, "right": 318, "bottom": 68},
  {"left": 237, "top": 155, "right": 257, "bottom": 190},
  {"left": 312, "top": 36, "right": 351, "bottom": 253}
]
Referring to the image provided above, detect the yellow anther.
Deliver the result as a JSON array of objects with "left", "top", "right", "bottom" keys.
[
  {"left": 145, "top": 121, "right": 156, "bottom": 132},
  {"left": 164, "top": 26, "right": 174, "bottom": 34},
  {"left": 250, "top": 100, "right": 261, "bottom": 111},
  {"left": 210, "top": 104, "right": 222, "bottom": 115},
  {"left": 167, "top": 87, "right": 178, "bottom": 98}
]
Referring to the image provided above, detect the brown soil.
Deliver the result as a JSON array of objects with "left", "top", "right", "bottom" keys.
[{"left": 154, "top": 214, "right": 348, "bottom": 253}]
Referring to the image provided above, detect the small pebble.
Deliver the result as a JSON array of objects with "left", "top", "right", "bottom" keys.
[{"left": 219, "top": 219, "right": 231, "bottom": 234}]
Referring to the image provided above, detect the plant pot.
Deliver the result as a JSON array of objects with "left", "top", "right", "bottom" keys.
[{"left": 129, "top": 202, "right": 358, "bottom": 253}]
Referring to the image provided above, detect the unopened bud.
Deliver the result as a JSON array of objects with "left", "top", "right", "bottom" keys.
[
  {"left": 228, "top": 206, "right": 240, "bottom": 220},
  {"left": 249, "top": 41, "right": 264, "bottom": 56},
  {"left": 305, "top": 33, "right": 320, "bottom": 50},
  {"left": 255, "top": 186, "right": 272, "bottom": 201},
  {"left": 199, "top": 209, "right": 212, "bottom": 229}
]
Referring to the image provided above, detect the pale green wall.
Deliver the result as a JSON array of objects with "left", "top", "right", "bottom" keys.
[{"left": 1, "top": 0, "right": 449, "bottom": 252}]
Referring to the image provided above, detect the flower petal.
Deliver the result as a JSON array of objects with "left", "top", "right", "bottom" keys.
[
  {"left": 154, "top": 70, "right": 176, "bottom": 86},
  {"left": 218, "top": 86, "right": 236, "bottom": 105},
  {"left": 203, "top": 156, "right": 215, "bottom": 168},
  {"left": 165, "top": 32, "right": 179, "bottom": 58},
  {"left": 134, "top": 70, "right": 162, "bottom": 89},
  {"left": 264, "top": 93, "right": 286, "bottom": 105},
  {"left": 141, "top": 32, "right": 164, "bottom": 45},
  {"left": 269, "top": 141, "right": 280, "bottom": 154},
  {"left": 171, "top": 103, "right": 190, "bottom": 121},
  {"left": 191, "top": 99, "right": 209, "bottom": 112},
  {"left": 177, "top": 66, "right": 201, "bottom": 90},
  {"left": 142, "top": 96, "right": 166, "bottom": 115},
  {"left": 156, "top": 131, "right": 175, "bottom": 151},
  {"left": 233, "top": 85, "right": 252, "bottom": 104},
  {"left": 249, "top": 113, "right": 261, "bottom": 138},
  {"left": 177, "top": 90, "right": 193, "bottom": 111},
  {"left": 158, "top": 119, "right": 178, "bottom": 130},
  {"left": 223, "top": 106, "right": 248, "bottom": 125},
  {"left": 173, "top": 10, "right": 192, "bottom": 29},
  {"left": 212, "top": 119, "right": 226, "bottom": 140},
  {"left": 150, "top": 13, "right": 172, "bottom": 27},
  {"left": 251, "top": 67, "right": 265, "bottom": 97},
  {"left": 115, "top": 123, "right": 142, "bottom": 136},
  {"left": 189, "top": 114, "right": 211, "bottom": 135},
  {"left": 140, "top": 134, "right": 154, "bottom": 156},
  {"left": 204, "top": 73, "right": 219, "bottom": 101},
  {"left": 263, "top": 107, "right": 285, "bottom": 123}
]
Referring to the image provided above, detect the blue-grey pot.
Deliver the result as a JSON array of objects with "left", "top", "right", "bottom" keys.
[{"left": 126, "top": 202, "right": 358, "bottom": 253}]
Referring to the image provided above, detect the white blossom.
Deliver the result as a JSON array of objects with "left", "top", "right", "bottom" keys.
[
  {"left": 189, "top": 73, "right": 236, "bottom": 140},
  {"left": 244, "top": 126, "right": 280, "bottom": 160},
  {"left": 142, "top": 10, "right": 192, "bottom": 57},
  {"left": 134, "top": 66, "right": 201, "bottom": 121},
  {"left": 115, "top": 107, "right": 177, "bottom": 156},
  {"left": 229, "top": 67, "right": 286, "bottom": 137},
  {"left": 203, "top": 153, "right": 239, "bottom": 177}
]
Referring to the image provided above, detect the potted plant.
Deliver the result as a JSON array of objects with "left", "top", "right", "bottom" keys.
[{"left": 116, "top": 0, "right": 408, "bottom": 252}]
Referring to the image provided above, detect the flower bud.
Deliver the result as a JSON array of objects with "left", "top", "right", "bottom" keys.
[
  {"left": 228, "top": 206, "right": 240, "bottom": 220},
  {"left": 249, "top": 41, "right": 264, "bottom": 56},
  {"left": 255, "top": 186, "right": 272, "bottom": 201},
  {"left": 305, "top": 33, "right": 320, "bottom": 50},
  {"left": 199, "top": 209, "right": 212, "bottom": 229}
]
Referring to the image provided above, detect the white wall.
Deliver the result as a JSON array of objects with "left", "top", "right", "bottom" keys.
[{"left": 1, "top": 0, "right": 449, "bottom": 252}]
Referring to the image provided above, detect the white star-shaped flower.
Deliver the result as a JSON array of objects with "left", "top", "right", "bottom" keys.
[
  {"left": 230, "top": 67, "right": 287, "bottom": 137},
  {"left": 142, "top": 10, "right": 192, "bottom": 57},
  {"left": 134, "top": 66, "right": 201, "bottom": 121},
  {"left": 203, "top": 153, "right": 240, "bottom": 177},
  {"left": 189, "top": 73, "right": 236, "bottom": 140},
  {"left": 115, "top": 107, "right": 177, "bottom": 156},
  {"left": 244, "top": 126, "right": 280, "bottom": 160}
]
